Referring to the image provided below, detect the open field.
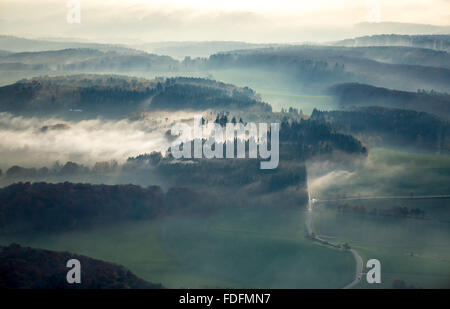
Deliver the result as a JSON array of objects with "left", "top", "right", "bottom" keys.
[
  {"left": 208, "top": 69, "right": 336, "bottom": 113},
  {"left": 311, "top": 148, "right": 450, "bottom": 288},
  {"left": 0, "top": 207, "right": 354, "bottom": 288},
  {"left": 313, "top": 208, "right": 450, "bottom": 288}
]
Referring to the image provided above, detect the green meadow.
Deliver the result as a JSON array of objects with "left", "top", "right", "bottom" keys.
[
  {"left": 0, "top": 207, "right": 355, "bottom": 288},
  {"left": 207, "top": 69, "right": 335, "bottom": 113},
  {"left": 313, "top": 208, "right": 450, "bottom": 288},
  {"left": 313, "top": 148, "right": 450, "bottom": 288}
]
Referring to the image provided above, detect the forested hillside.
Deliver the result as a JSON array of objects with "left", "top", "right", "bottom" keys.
[
  {"left": 184, "top": 46, "right": 450, "bottom": 93},
  {"left": 0, "top": 75, "right": 271, "bottom": 117},
  {"left": 0, "top": 182, "right": 165, "bottom": 234},
  {"left": 329, "top": 83, "right": 450, "bottom": 119},
  {"left": 311, "top": 107, "right": 450, "bottom": 152},
  {"left": 0, "top": 244, "right": 163, "bottom": 289}
]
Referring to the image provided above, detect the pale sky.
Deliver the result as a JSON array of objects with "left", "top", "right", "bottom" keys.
[{"left": 0, "top": 0, "right": 449, "bottom": 43}]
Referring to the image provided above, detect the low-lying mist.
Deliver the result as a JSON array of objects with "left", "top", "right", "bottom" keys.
[
  {"left": 307, "top": 148, "right": 450, "bottom": 198},
  {"left": 0, "top": 111, "right": 204, "bottom": 169}
]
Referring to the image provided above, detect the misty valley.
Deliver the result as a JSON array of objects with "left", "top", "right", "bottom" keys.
[{"left": 0, "top": 32, "right": 449, "bottom": 290}]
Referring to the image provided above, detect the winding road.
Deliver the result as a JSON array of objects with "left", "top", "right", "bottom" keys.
[
  {"left": 305, "top": 190, "right": 450, "bottom": 288},
  {"left": 343, "top": 249, "right": 364, "bottom": 289},
  {"left": 305, "top": 179, "right": 364, "bottom": 289}
]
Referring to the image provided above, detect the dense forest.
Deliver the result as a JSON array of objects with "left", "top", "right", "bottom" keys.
[
  {"left": 310, "top": 107, "right": 450, "bottom": 152},
  {"left": 0, "top": 182, "right": 165, "bottom": 234},
  {"left": 149, "top": 77, "right": 271, "bottom": 111},
  {"left": 0, "top": 244, "right": 163, "bottom": 289},
  {"left": 329, "top": 83, "right": 450, "bottom": 119},
  {"left": 278, "top": 118, "right": 367, "bottom": 159},
  {"left": 0, "top": 75, "right": 270, "bottom": 117}
]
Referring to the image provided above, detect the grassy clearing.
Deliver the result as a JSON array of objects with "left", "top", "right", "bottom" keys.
[{"left": 207, "top": 69, "right": 335, "bottom": 113}]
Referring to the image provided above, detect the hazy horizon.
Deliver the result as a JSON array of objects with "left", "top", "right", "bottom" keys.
[{"left": 1, "top": 0, "right": 449, "bottom": 44}]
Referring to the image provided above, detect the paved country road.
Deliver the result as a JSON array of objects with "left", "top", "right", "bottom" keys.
[
  {"left": 305, "top": 180, "right": 364, "bottom": 289},
  {"left": 304, "top": 181, "right": 447, "bottom": 288},
  {"left": 343, "top": 249, "right": 364, "bottom": 289}
]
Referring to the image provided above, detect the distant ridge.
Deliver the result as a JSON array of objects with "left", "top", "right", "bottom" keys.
[
  {"left": 353, "top": 22, "right": 450, "bottom": 36},
  {"left": 335, "top": 34, "right": 450, "bottom": 51},
  {"left": 0, "top": 35, "right": 138, "bottom": 53}
]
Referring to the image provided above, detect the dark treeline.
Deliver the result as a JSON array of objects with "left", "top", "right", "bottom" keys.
[
  {"left": 0, "top": 179, "right": 306, "bottom": 236},
  {"left": 0, "top": 182, "right": 227, "bottom": 235},
  {"left": 279, "top": 118, "right": 367, "bottom": 159},
  {"left": 0, "top": 244, "right": 163, "bottom": 289},
  {"left": 0, "top": 74, "right": 155, "bottom": 116},
  {"left": 329, "top": 83, "right": 450, "bottom": 119},
  {"left": 149, "top": 77, "right": 271, "bottom": 112},
  {"left": 0, "top": 182, "right": 165, "bottom": 234},
  {"left": 3, "top": 160, "right": 119, "bottom": 180},
  {"left": 310, "top": 107, "right": 450, "bottom": 152},
  {"left": 336, "top": 203, "right": 426, "bottom": 220}
]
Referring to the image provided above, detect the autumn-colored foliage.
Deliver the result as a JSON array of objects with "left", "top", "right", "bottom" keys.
[{"left": 0, "top": 244, "right": 163, "bottom": 289}]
